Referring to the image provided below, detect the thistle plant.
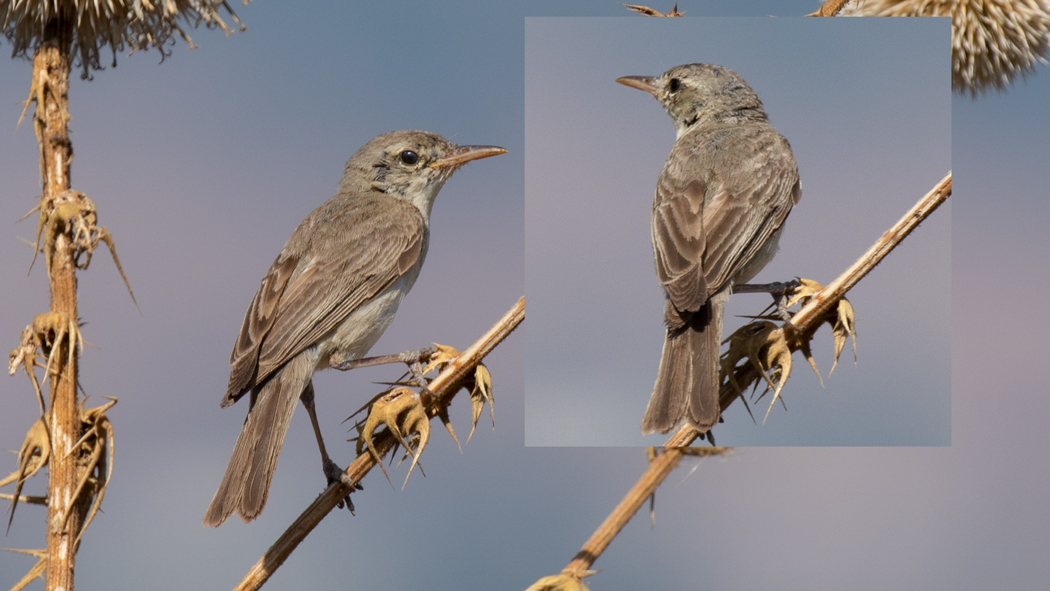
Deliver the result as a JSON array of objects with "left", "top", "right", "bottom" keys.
[{"left": 1, "top": 2, "right": 246, "bottom": 589}]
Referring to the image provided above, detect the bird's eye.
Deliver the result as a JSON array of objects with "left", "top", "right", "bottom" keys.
[
  {"left": 669, "top": 78, "right": 681, "bottom": 93},
  {"left": 399, "top": 150, "right": 419, "bottom": 165}
]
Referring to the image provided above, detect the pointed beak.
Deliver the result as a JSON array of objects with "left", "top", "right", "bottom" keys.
[
  {"left": 431, "top": 145, "right": 508, "bottom": 170},
  {"left": 616, "top": 76, "right": 660, "bottom": 97}
]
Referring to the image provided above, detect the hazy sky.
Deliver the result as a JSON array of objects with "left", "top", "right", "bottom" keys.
[
  {"left": 1, "top": 2, "right": 1048, "bottom": 590},
  {"left": 526, "top": 16, "right": 950, "bottom": 445}
]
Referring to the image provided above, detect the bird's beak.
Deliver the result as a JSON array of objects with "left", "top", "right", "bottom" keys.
[
  {"left": 616, "top": 76, "right": 660, "bottom": 97},
  {"left": 431, "top": 145, "right": 508, "bottom": 170}
]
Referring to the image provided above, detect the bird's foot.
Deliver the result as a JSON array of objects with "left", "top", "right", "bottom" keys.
[
  {"left": 323, "top": 458, "right": 362, "bottom": 515},
  {"left": 698, "top": 429, "right": 716, "bottom": 446},
  {"left": 735, "top": 279, "right": 802, "bottom": 330},
  {"left": 328, "top": 345, "right": 437, "bottom": 377},
  {"left": 417, "top": 344, "right": 495, "bottom": 444},
  {"left": 768, "top": 280, "right": 801, "bottom": 329},
  {"left": 768, "top": 278, "right": 858, "bottom": 380},
  {"left": 397, "top": 345, "right": 437, "bottom": 367}
]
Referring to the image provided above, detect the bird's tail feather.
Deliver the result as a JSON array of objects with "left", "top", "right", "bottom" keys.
[
  {"left": 642, "top": 294, "right": 725, "bottom": 435},
  {"left": 203, "top": 353, "right": 313, "bottom": 527}
]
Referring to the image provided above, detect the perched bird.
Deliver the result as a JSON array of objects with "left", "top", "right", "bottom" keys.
[
  {"left": 617, "top": 64, "right": 801, "bottom": 435},
  {"left": 203, "top": 130, "right": 506, "bottom": 526}
]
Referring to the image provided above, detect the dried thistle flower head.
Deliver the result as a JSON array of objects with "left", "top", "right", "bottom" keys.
[
  {"left": 845, "top": 0, "right": 1050, "bottom": 95},
  {"left": 0, "top": 0, "right": 247, "bottom": 79}
]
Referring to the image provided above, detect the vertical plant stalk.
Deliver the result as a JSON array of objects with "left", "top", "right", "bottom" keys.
[{"left": 32, "top": 20, "right": 86, "bottom": 591}]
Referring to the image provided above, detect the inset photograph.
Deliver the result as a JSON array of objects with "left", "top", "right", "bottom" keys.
[{"left": 525, "top": 16, "right": 951, "bottom": 446}]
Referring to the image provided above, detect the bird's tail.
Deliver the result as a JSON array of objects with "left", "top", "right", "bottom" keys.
[
  {"left": 203, "top": 354, "right": 313, "bottom": 527},
  {"left": 642, "top": 293, "right": 725, "bottom": 435}
]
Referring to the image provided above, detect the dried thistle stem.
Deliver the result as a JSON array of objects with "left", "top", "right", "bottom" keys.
[
  {"left": 232, "top": 297, "right": 524, "bottom": 591},
  {"left": 789, "top": 172, "right": 951, "bottom": 331},
  {"left": 562, "top": 445, "right": 726, "bottom": 579},
  {"left": 553, "top": 172, "right": 951, "bottom": 581},
  {"left": 29, "top": 28, "right": 92, "bottom": 591}
]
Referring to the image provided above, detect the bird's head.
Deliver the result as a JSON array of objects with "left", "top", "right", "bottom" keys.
[
  {"left": 617, "top": 63, "right": 766, "bottom": 138},
  {"left": 340, "top": 130, "right": 506, "bottom": 219}
]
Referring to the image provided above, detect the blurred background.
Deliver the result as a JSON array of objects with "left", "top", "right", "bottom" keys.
[{"left": 1, "top": 1, "right": 1048, "bottom": 590}]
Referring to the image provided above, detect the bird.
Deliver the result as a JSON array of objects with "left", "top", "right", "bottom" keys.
[
  {"left": 617, "top": 63, "right": 801, "bottom": 436},
  {"left": 203, "top": 130, "right": 506, "bottom": 527}
]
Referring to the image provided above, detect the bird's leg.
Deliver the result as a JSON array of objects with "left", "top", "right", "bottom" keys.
[
  {"left": 299, "top": 382, "right": 358, "bottom": 514},
  {"left": 769, "top": 281, "right": 797, "bottom": 327},
  {"left": 404, "top": 356, "right": 433, "bottom": 392},
  {"left": 330, "top": 346, "right": 437, "bottom": 395},
  {"left": 329, "top": 345, "right": 436, "bottom": 372},
  {"left": 404, "top": 346, "right": 438, "bottom": 384},
  {"left": 300, "top": 382, "right": 332, "bottom": 468},
  {"left": 735, "top": 279, "right": 801, "bottom": 328}
]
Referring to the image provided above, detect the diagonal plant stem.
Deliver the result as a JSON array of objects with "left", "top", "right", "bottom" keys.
[
  {"left": 232, "top": 296, "right": 525, "bottom": 591},
  {"left": 789, "top": 172, "right": 951, "bottom": 331},
  {"left": 556, "top": 172, "right": 951, "bottom": 582},
  {"left": 561, "top": 445, "right": 725, "bottom": 580}
]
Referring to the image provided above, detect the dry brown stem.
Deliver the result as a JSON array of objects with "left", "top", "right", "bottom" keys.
[
  {"left": 26, "top": 28, "right": 91, "bottom": 591},
  {"left": 232, "top": 296, "right": 524, "bottom": 591},
  {"left": 562, "top": 445, "right": 726, "bottom": 581},
  {"left": 0, "top": 493, "right": 48, "bottom": 506},
  {"left": 549, "top": 172, "right": 951, "bottom": 583}
]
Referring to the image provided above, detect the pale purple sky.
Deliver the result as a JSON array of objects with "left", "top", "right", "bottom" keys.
[{"left": 1, "top": 2, "right": 1048, "bottom": 590}]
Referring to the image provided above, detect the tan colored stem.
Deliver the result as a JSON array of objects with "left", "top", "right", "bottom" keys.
[
  {"left": 233, "top": 297, "right": 525, "bottom": 591},
  {"left": 558, "top": 172, "right": 952, "bottom": 579},
  {"left": 789, "top": 172, "right": 951, "bottom": 331},
  {"left": 563, "top": 449, "right": 684, "bottom": 577},
  {"left": 0, "top": 493, "right": 49, "bottom": 505},
  {"left": 31, "top": 25, "right": 85, "bottom": 591}
]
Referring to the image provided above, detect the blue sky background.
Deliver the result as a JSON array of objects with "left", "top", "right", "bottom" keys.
[
  {"left": 1, "top": 1, "right": 1048, "bottom": 590},
  {"left": 525, "top": 16, "right": 951, "bottom": 446}
]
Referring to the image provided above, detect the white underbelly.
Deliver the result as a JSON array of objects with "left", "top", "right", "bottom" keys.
[
  {"left": 732, "top": 222, "right": 785, "bottom": 287},
  {"left": 315, "top": 269, "right": 420, "bottom": 370}
]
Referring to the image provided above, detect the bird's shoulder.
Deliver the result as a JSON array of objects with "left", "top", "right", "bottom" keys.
[
  {"left": 283, "top": 191, "right": 426, "bottom": 255},
  {"left": 671, "top": 120, "right": 792, "bottom": 168},
  {"left": 659, "top": 122, "right": 798, "bottom": 208}
]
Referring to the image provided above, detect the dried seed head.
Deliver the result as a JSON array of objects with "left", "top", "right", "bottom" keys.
[{"left": 0, "top": 0, "right": 246, "bottom": 79}]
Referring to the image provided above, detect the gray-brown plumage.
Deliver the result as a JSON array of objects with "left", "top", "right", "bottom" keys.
[
  {"left": 617, "top": 64, "right": 801, "bottom": 435},
  {"left": 203, "top": 130, "right": 505, "bottom": 527}
]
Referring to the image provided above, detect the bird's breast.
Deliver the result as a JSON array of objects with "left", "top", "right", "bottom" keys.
[
  {"left": 314, "top": 263, "right": 423, "bottom": 371},
  {"left": 731, "top": 221, "right": 785, "bottom": 287}
]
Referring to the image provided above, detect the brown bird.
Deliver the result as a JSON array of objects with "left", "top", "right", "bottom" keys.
[
  {"left": 617, "top": 64, "right": 800, "bottom": 435},
  {"left": 203, "top": 130, "right": 506, "bottom": 526}
]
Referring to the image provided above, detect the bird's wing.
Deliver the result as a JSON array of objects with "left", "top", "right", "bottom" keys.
[
  {"left": 223, "top": 197, "right": 425, "bottom": 405},
  {"left": 652, "top": 175, "right": 710, "bottom": 315},
  {"left": 653, "top": 126, "right": 799, "bottom": 317}
]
